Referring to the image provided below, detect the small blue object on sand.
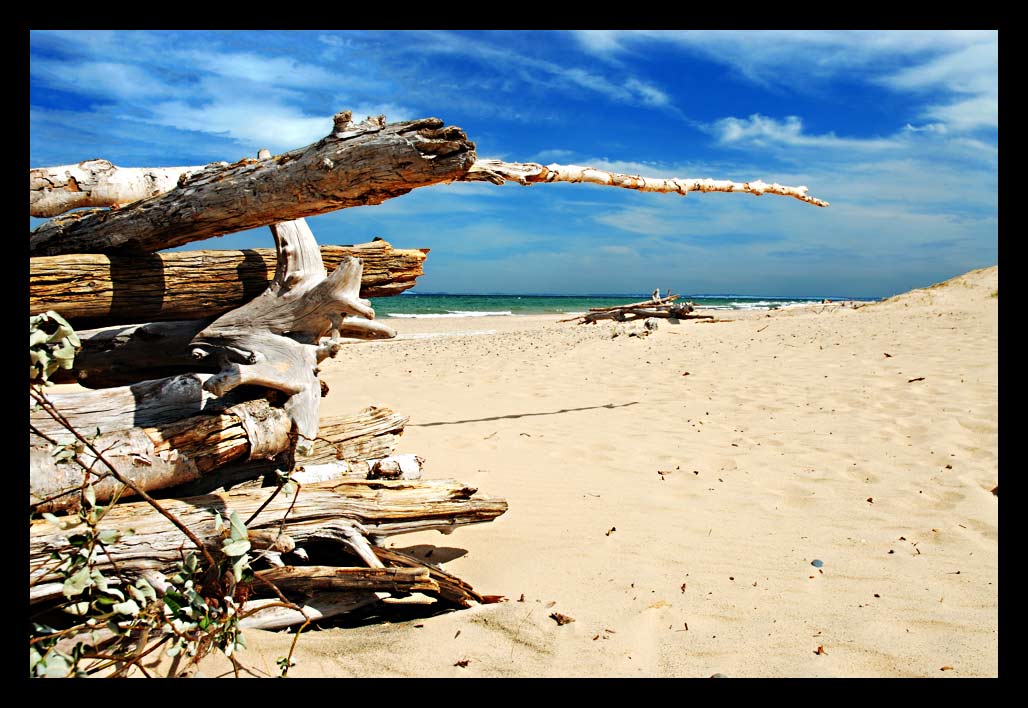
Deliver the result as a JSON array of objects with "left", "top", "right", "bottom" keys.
[{"left": 811, "top": 559, "right": 824, "bottom": 568}]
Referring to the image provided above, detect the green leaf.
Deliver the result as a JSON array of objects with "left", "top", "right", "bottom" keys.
[
  {"left": 163, "top": 594, "right": 183, "bottom": 614},
  {"left": 53, "top": 447, "right": 76, "bottom": 463},
  {"left": 112, "top": 599, "right": 141, "bottom": 616},
  {"left": 97, "top": 528, "right": 122, "bottom": 545},
  {"left": 62, "top": 567, "right": 92, "bottom": 598},
  {"left": 63, "top": 600, "right": 91, "bottom": 616},
  {"left": 221, "top": 539, "right": 251, "bottom": 557},
  {"left": 41, "top": 512, "right": 82, "bottom": 531},
  {"left": 232, "top": 555, "right": 249, "bottom": 582},
  {"left": 133, "top": 578, "right": 156, "bottom": 603},
  {"left": 43, "top": 653, "right": 70, "bottom": 678},
  {"left": 29, "top": 329, "right": 49, "bottom": 347},
  {"left": 83, "top": 484, "right": 96, "bottom": 508},
  {"left": 228, "top": 511, "right": 247, "bottom": 541}
]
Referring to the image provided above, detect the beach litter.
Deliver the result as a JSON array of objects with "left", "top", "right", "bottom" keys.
[
  {"left": 549, "top": 612, "right": 575, "bottom": 626},
  {"left": 811, "top": 559, "right": 824, "bottom": 568}
]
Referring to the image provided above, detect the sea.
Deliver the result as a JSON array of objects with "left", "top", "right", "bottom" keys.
[{"left": 371, "top": 293, "right": 878, "bottom": 319}]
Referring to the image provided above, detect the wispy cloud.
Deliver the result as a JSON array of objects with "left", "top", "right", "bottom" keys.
[
  {"left": 571, "top": 30, "right": 998, "bottom": 133},
  {"left": 710, "top": 114, "right": 900, "bottom": 151},
  {"left": 385, "top": 30, "right": 674, "bottom": 112}
]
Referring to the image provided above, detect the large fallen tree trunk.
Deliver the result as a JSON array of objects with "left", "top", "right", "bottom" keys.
[
  {"left": 30, "top": 240, "right": 428, "bottom": 327},
  {"left": 30, "top": 395, "right": 409, "bottom": 512},
  {"left": 30, "top": 113, "right": 476, "bottom": 257},
  {"left": 29, "top": 477, "right": 508, "bottom": 594}
]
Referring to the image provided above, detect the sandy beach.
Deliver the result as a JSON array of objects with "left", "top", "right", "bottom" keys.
[{"left": 201, "top": 266, "right": 997, "bottom": 678}]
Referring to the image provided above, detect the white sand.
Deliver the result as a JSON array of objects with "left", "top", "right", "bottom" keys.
[{"left": 202, "top": 267, "right": 998, "bottom": 678}]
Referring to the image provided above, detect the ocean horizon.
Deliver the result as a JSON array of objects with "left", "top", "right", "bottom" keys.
[{"left": 371, "top": 292, "right": 880, "bottom": 319}]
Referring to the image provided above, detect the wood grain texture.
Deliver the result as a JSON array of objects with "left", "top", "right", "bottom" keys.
[
  {"left": 30, "top": 396, "right": 408, "bottom": 509},
  {"left": 30, "top": 159, "right": 213, "bottom": 218},
  {"left": 30, "top": 477, "right": 508, "bottom": 588},
  {"left": 30, "top": 114, "right": 476, "bottom": 256},
  {"left": 30, "top": 240, "right": 428, "bottom": 327}
]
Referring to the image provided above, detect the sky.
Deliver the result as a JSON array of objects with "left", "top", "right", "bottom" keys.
[{"left": 29, "top": 30, "right": 998, "bottom": 298}]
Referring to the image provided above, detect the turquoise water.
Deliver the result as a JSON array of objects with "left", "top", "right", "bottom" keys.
[{"left": 370, "top": 293, "right": 876, "bottom": 318}]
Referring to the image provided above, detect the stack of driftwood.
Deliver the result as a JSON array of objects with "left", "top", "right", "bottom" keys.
[
  {"left": 560, "top": 290, "right": 714, "bottom": 325},
  {"left": 29, "top": 112, "right": 510, "bottom": 633}
]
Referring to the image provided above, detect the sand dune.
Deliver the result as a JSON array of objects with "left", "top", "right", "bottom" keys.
[{"left": 200, "top": 266, "right": 998, "bottom": 678}]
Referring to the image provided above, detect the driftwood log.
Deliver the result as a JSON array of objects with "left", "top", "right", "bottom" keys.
[
  {"left": 29, "top": 477, "right": 508, "bottom": 602},
  {"left": 30, "top": 240, "right": 427, "bottom": 328},
  {"left": 30, "top": 113, "right": 476, "bottom": 257},
  {"left": 188, "top": 218, "right": 394, "bottom": 451},
  {"left": 30, "top": 395, "right": 409, "bottom": 513},
  {"left": 560, "top": 291, "right": 715, "bottom": 325}
]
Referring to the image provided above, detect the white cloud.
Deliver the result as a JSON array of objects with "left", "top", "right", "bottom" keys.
[
  {"left": 711, "top": 114, "right": 899, "bottom": 151},
  {"left": 30, "top": 59, "right": 176, "bottom": 100},
  {"left": 570, "top": 30, "right": 999, "bottom": 133},
  {"left": 406, "top": 31, "right": 674, "bottom": 111},
  {"left": 145, "top": 101, "right": 331, "bottom": 153},
  {"left": 181, "top": 51, "right": 338, "bottom": 89}
]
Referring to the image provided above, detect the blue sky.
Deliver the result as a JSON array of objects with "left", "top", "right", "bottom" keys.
[{"left": 29, "top": 30, "right": 998, "bottom": 298}]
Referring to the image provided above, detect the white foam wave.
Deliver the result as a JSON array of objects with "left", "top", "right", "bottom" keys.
[{"left": 384, "top": 310, "right": 514, "bottom": 319}]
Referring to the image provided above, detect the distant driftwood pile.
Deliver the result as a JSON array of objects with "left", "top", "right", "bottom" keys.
[
  {"left": 29, "top": 111, "right": 827, "bottom": 668},
  {"left": 560, "top": 289, "right": 715, "bottom": 325}
]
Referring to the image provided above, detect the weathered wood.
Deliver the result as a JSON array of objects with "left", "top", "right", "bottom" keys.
[
  {"left": 31, "top": 397, "right": 409, "bottom": 508},
  {"left": 372, "top": 546, "right": 485, "bottom": 608},
  {"left": 587, "top": 294, "right": 679, "bottom": 312},
  {"left": 30, "top": 240, "right": 428, "bottom": 327},
  {"left": 29, "top": 373, "right": 248, "bottom": 442},
  {"left": 30, "top": 114, "right": 476, "bottom": 257},
  {"left": 464, "top": 160, "right": 830, "bottom": 207},
  {"left": 51, "top": 310, "right": 398, "bottom": 388},
  {"left": 238, "top": 593, "right": 386, "bottom": 631},
  {"left": 49, "top": 319, "right": 218, "bottom": 388},
  {"left": 256, "top": 566, "right": 438, "bottom": 596},
  {"left": 190, "top": 219, "right": 393, "bottom": 450},
  {"left": 560, "top": 291, "right": 711, "bottom": 325},
  {"left": 30, "top": 160, "right": 217, "bottom": 218},
  {"left": 160, "top": 410, "right": 411, "bottom": 497},
  {"left": 30, "top": 398, "right": 287, "bottom": 513},
  {"left": 30, "top": 477, "right": 509, "bottom": 590}
]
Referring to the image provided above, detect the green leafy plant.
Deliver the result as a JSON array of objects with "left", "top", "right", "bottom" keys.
[
  {"left": 29, "top": 318, "right": 306, "bottom": 677},
  {"left": 30, "top": 311, "right": 80, "bottom": 384}
]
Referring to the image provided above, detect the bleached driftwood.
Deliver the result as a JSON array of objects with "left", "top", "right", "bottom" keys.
[
  {"left": 29, "top": 477, "right": 508, "bottom": 591},
  {"left": 49, "top": 312, "right": 394, "bottom": 389},
  {"left": 238, "top": 593, "right": 386, "bottom": 631},
  {"left": 560, "top": 290, "right": 714, "bottom": 325},
  {"left": 30, "top": 159, "right": 216, "bottom": 218},
  {"left": 30, "top": 396, "right": 409, "bottom": 511},
  {"left": 189, "top": 218, "right": 394, "bottom": 451},
  {"left": 30, "top": 398, "right": 287, "bottom": 512},
  {"left": 29, "top": 113, "right": 476, "bottom": 257},
  {"left": 464, "top": 160, "right": 829, "bottom": 207},
  {"left": 30, "top": 240, "right": 428, "bottom": 327},
  {"left": 167, "top": 412, "right": 413, "bottom": 497},
  {"left": 30, "top": 373, "right": 240, "bottom": 440}
]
